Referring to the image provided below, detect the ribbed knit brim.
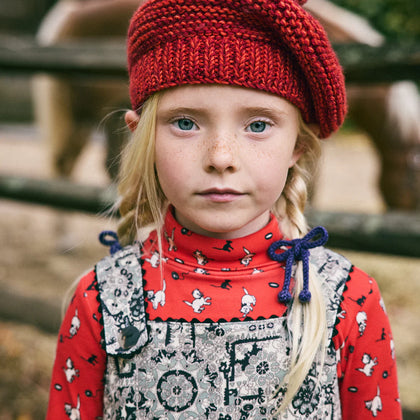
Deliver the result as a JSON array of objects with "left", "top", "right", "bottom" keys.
[{"left": 127, "top": 0, "right": 347, "bottom": 138}]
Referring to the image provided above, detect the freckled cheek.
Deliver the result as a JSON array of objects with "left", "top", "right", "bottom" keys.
[
  {"left": 155, "top": 156, "right": 178, "bottom": 186},
  {"left": 251, "top": 154, "right": 291, "bottom": 195},
  {"left": 251, "top": 149, "right": 292, "bottom": 174},
  {"left": 155, "top": 145, "right": 198, "bottom": 187}
]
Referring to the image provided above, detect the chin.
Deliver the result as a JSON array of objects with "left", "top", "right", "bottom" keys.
[
  {"left": 175, "top": 208, "right": 267, "bottom": 239},
  {"left": 199, "top": 221, "right": 256, "bottom": 239}
]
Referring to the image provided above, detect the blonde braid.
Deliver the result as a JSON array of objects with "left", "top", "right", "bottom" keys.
[
  {"left": 272, "top": 119, "right": 327, "bottom": 415},
  {"left": 273, "top": 114, "right": 320, "bottom": 237}
]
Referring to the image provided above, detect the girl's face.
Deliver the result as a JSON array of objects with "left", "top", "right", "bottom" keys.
[{"left": 154, "top": 84, "right": 302, "bottom": 239}]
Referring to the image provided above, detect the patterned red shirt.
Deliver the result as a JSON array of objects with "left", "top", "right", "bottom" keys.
[{"left": 47, "top": 212, "right": 401, "bottom": 419}]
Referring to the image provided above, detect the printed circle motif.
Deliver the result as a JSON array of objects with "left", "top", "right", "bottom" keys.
[
  {"left": 157, "top": 370, "right": 198, "bottom": 412},
  {"left": 256, "top": 360, "right": 270, "bottom": 375}
]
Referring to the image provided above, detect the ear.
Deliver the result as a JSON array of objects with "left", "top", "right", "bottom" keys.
[
  {"left": 125, "top": 110, "right": 140, "bottom": 132},
  {"left": 289, "top": 123, "right": 320, "bottom": 167},
  {"left": 289, "top": 139, "right": 305, "bottom": 168},
  {"left": 308, "top": 123, "right": 320, "bottom": 137},
  {"left": 289, "top": 146, "right": 304, "bottom": 168}
]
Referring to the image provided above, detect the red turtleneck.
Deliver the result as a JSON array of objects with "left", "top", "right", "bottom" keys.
[{"left": 46, "top": 211, "right": 401, "bottom": 419}]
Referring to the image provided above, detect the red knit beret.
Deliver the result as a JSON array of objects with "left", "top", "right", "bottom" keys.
[{"left": 127, "top": 0, "right": 347, "bottom": 138}]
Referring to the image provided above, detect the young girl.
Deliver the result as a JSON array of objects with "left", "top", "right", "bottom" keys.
[{"left": 47, "top": 0, "right": 402, "bottom": 418}]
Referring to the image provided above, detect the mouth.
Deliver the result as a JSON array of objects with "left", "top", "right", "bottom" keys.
[{"left": 197, "top": 188, "right": 245, "bottom": 202}]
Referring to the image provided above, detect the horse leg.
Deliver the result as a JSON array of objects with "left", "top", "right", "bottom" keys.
[
  {"left": 347, "top": 82, "right": 420, "bottom": 210},
  {"left": 33, "top": 75, "right": 90, "bottom": 179}
]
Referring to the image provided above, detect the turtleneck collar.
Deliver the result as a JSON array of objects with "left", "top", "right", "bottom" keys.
[
  {"left": 139, "top": 208, "right": 290, "bottom": 321},
  {"left": 150, "top": 207, "right": 285, "bottom": 272}
]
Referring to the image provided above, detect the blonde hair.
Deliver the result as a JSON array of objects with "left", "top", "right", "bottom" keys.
[
  {"left": 117, "top": 92, "right": 326, "bottom": 416},
  {"left": 271, "top": 116, "right": 326, "bottom": 415},
  {"left": 116, "top": 92, "right": 164, "bottom": 246}
]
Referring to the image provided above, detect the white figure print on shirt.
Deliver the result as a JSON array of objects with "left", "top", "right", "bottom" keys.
[
  {"left": 379, "top": 296, "right": 387, "bottom": 313},
  {"left": 69, "top": 308, "right": 80, "bottom": 338},
  {"left": 184, "top": 289, "right": 211, "bottom": 313},
  {"left": 356, "top": 353, "right": 378, "bottom": 376},
  {"left": 365, "top": 386, "right": 382, "bottom": 417},
  {"left": 64, "top": 395, "right": 81, "bottom": 420},
  {"left": 145, "top": 250, "right": 168, "bottom": 268},
  {"left": 63, "top": 357, "right": 79, "bottom": 383},
  {"left": 146, "top": 280, "right": 166, "bottom": 310},
  {"left": 194, "top": 267, "right": 210, "bottom": 275},
  {"left": 240, "top": 247, "right": 255, "bottom": 267},
  {"left": 356, "top": 311, "right": 367, "bottom": 337},
  {"left": 240, "top": 287, "right": 256, "bottom": 318},
  {"left": 390, "top": 339, "right": 395, "bottom": 360}
]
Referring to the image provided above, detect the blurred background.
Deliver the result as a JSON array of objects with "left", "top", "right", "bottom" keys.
[{"left": 0, "top": 0, "right": 419, "bottom": 418}]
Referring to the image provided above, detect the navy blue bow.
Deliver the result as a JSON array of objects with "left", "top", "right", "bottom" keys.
[
  {"left": 267, "top": 226, "right": 328, "bottom": 304},
  {"left": 99, "top": 230, "right": 123, "bottom": 255}
]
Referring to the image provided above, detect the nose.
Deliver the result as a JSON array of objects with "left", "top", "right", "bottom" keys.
[{"left": 204, "top": 135, "right": 238, "bottom": 173}]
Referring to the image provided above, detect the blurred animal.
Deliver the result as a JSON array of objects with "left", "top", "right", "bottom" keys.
[
  {"left": 307, "top": 0, "right": 420, "bottom": 209},
  {"left": 33, "top": 0, "right": 142, "bottom": 181}
]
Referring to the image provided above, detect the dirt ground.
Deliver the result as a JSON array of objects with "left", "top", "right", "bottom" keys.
[{"left": 0, "top": 124, "right": 419, "bottom": 419}]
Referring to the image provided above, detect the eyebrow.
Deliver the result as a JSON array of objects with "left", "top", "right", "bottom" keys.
[
  {"left": 158, "top": 105, "right": 289, "bottom": 120},
  {"left": 238, "top": 106, "right": 289, "bottom": 119},
  {"left": 157, "top": 107, "right": 209, "bottom": 120}
]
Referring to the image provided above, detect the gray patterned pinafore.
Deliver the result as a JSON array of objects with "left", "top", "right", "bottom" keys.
[{"left": 96, "top": 245, "right": 351, "bottom": 419}]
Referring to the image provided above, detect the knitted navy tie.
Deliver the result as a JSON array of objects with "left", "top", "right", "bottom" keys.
[
  {"left": 267, "top": 226, "right": 328, "bottom": 303},
  {"left": 99, "top": 230, "right": 122, "bottom": 255}
]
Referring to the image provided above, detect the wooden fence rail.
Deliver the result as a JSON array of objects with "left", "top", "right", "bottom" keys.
[
  {"left": 0, "top": 36, "right": 419, "bottom": 83},
  {"left": 1, "top": 174, "right": 419, "bottom": 258}
]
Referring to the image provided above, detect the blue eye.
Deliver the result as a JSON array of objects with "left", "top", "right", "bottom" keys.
[
  {"left": 249, "top": 121, "right": 267, "bottom": 133},
  {"left": 176, "top": 118, "right": 195, "bottom": 130}
]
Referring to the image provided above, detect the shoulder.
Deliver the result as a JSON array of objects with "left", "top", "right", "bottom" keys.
[
  {"left": 76, "top": 269, "right": 97, "bottom": 292},
  {"left": 68, "top": 269, "right": 101, "bottom": 321},
  {"left": 341, "top": 264, "right": 384, "bottom": 318},
  {"left": 344, "top": 265, "right": 382, "bottom": 302},
  {"left": 333, "top": 262, "right": 389, "bottom": 348},
  {"left": 344, "top": 265, "right": 387, "bottom": 331},
  {"left": 310, "top": 248, "right": 387, "bottom": 340},
  {"left": 70, "top": 269, "right": 98, "bottom": 303}
]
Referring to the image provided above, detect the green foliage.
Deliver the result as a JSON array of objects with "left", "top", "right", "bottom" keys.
[{"left": 331, "top": 0, "right": 420, "bottom": 41}]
